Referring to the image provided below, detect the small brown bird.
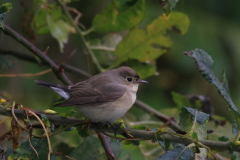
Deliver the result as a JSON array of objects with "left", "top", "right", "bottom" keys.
[{"left": 35, "top": 66, "right": 148, "bottom": 127}]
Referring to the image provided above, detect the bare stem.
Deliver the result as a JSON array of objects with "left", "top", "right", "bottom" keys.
[
  {"left": 1, "top": 25, "right": 72, "bottom": 85},
  {"left": 135, "top": 99, "right": 181, "bottom": 131},
  {"left": 89, "top": 46, "right": 115, "bottom": 51},
  {"left": 58, "top": 2, "right": 104, "bottom": 72}
]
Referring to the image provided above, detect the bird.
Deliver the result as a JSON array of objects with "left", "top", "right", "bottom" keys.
[{"left": 35, "top": 66, "right": 148, "bottom": 128}]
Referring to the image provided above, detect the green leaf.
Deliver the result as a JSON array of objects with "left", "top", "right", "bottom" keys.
[
  {"left": 218, "top": 136, "right": 229, "bottom": 142},
  {"left": 231, "top": 152, "right": 240, "bottom": 160},
  {"left": 151, "top": 128, "right": 158, "bottom": 143},
  {"left": 112, "top": 12, "right": 189, "bottom": 73},
  {"left": 91, "top": 34, "right": 122, "bottom": 67},
  {"left": 159, "top": 0, "right": 178, "bottom": 16},
  {"left": 37, "top": 0, "right": 49, "bottom": 6},
  {"left": 191, "top": 132, "right": 198, "bottom": 141},
  {"left": 0, "top": 3, "right": 12, "bottom": 13},
  {"left": 157, "top": 146, "right": 194, "bottom": 160},
  {"left": 46, "top": 14, "right": 69, "bottom": 52},
  {"left": 127, "top": 61, "right": 157, "bottom": 79},
  {"left": 131, "top": 125, "right": 146, "bottom": 130},
  {"left": 184, "top": 49, "right": 240, "bottom": 116},
  {"left": 76, "top": 126, "right": 90, "bottom": 137},
  {"left": 0, "top": 3, "right": 12, "bottom": 28},
  {"left": 172, "top": 92, "right": 191, "bottom": 111},
  {"left": 159, "top": 136, "right": 170, "bottom": 151},
  {"left": 171, "top": 92, "right": 206, "bottom": 111},
  {"left": 34, "top": 8, "right": 50, "bottom": 34},
  {"left": 69, "top": 135, "right": 107, "bottom": 159},
  {"left": 60, "top": 109, "right": 76, "bottom": 118},
  {"left": 8, "top": 138, "right": 48, "bottom": 160},
  {"left": 92, "top": 0, "right": 145, "bottom": 33},
  {"left": 41, "top": 114, "right": 51, "bottom": 128},
  {"left": 34, "top": 5, "right": 68, "bottom": 35},
  {"left": 179, "top": 107, "right": 209, "bottom": 140},
  {"left": 124, "top": 140, "right": 140, "bottom": 146}
]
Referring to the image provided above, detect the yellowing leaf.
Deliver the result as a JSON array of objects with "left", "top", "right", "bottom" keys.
[
  {"left": 0, "top": 3, "right": 12, "bottom": 28},
  {"left": 111, "top": 12, "right": 189, "bottom": 77},
  {"left": 0, "top": 98, "right": 6, "bottom": 103},
  {"left": 44, "top": 109, "right": 58, "bottom": 114},
  {"left": 92, "top": 0, "right": 145, "bottom": 33}
]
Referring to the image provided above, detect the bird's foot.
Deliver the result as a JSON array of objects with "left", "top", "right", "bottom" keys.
[
  {"left": 107, "top": 122, "right": 120, "bottom": 137},
  {"left": 109, "top": 119, "right": 134, "bottom": 138}
]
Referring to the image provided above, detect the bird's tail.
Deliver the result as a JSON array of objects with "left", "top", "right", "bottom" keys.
[{"left": 34, "top": 80, "right": 70, "bottom": 100}]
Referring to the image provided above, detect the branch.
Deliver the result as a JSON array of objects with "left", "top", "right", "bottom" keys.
[
  {"left": 0, "top": 48, "right": 91, "bottom": 78},
  {"left": 1, "top": 25, "right": 72, "bottom": 85},
  {"left": 135, "top": 100, "right": 181, "bottom": 131},
  {"left": 0, "top": 28, "right": 114, "bottom": 157},
  {"left": 0, "top": 106, "right": 238, "bottom": 153},
  {"left": 0, "top": 48, "right": 181, "bottom": 132}
]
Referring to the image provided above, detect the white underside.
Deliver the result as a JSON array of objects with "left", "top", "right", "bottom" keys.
[{"left": 78, "top": 89, "right": 137, "bottom": 123}]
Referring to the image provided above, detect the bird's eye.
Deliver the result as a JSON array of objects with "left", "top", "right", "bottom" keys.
[{"left": 127, "top": 77, "right": 132, "bottom": 82}]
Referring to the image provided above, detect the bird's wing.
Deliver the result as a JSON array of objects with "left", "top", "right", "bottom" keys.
[{"left": 55, "top": 82, "right": 126, "bottom": 107}]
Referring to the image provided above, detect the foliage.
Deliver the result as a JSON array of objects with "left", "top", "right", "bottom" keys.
[
  {"left": 184, "top": 49, "right": 240, "bottom": 145},
  {"left": 0, "top": 0, "right": 239, "bottom": 160},
  {"left": 156, "top": 107, "right": 209, "bottom": 159},
  {"left": 92, "top": 0, "right": 145, "bottom": 33},
  {"left": 184, "top": 49, "right": 239, "bottom": 116},
  {"left": 158, "top": 0, "right": 179, "bottom": 16},
  {"left": 0, "top": 3, "right": 12, "bottom": 28},
  {"left": 8, "top": 138, "right": 49, "bottom": 160},
  {"left": 112, "top": 12, "right": 189, "bottom": 77}
]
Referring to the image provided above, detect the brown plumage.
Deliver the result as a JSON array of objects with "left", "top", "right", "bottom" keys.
[{"left": 35, "top": 66, "right": 147, "bottom": 123}]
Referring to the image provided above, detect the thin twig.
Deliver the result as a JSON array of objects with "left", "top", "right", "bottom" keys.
[
  {"left": 52, "top": 152, "right": 76, "bottom": 160},
  {"left": 68, "top": 7, "right": 82, "bottom": 26},
  {"left": 24, "top": 108, "right": 39, "bottom": 160},
  {"left": 27, "top": 110, "right": 52, "bottom": 160},
  {"left": 58, "top": 1, "right": 104, "bottom": 72},
  {"left": 29, "top": 136, "right": 39, "bottom": 160},
  {"left": 0, "top": 69, "right": 51, "bottom": 77},
  {"left": 0, "top": 48, "right": 91, "bottom": 78},
  {"left": 89, "top": 46, "right": 115, "bottom": 51},
  {"left": 135, "top": 100, "right": 181, "bottom": 131},
  {"left": 1, "top": 25, "right": 72, "bottom": 85},
  {"left": 0, "top": 117, "right": 11, "bottom": 125}
]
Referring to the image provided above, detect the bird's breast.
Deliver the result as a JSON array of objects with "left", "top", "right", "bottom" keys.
[{"left": 78, "top": 90, "right": 136, "bottom": 123}]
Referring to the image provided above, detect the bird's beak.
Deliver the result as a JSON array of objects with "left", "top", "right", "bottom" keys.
[{"left": 137, "top": 79, "right": 148, "bottom": 84}]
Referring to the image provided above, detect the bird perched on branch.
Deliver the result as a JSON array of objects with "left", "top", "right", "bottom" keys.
[{"left": 35, "top": 66, "right": 148, "bottom": 129}]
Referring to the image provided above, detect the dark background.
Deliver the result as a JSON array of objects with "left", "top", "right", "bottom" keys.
[{"left": 1, "top": 0, "right": 240, "bottom": 159}]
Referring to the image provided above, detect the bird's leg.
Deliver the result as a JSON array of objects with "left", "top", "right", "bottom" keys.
[{"left": 107, "top": 122, "right": 120, "bottom": 137}]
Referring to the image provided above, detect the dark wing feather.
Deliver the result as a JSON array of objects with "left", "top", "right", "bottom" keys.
[{"left": 55, "top": 82, "right": 125, "bottom": 107}]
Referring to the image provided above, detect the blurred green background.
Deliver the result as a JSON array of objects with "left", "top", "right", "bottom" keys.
[{"left": 1, "top": 0, "right": 240, "bottom": 159}]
